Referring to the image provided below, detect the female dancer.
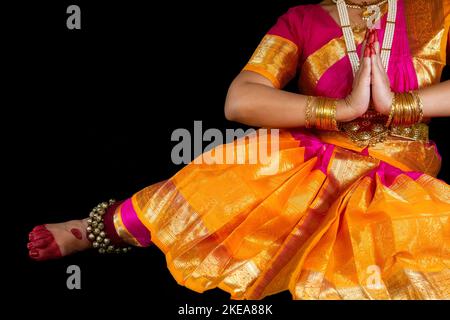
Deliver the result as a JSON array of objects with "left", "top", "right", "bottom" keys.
[{"left": 28, "top": 0, "right": 450, "bottom": 299}]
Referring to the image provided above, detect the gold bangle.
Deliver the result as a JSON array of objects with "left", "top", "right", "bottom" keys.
[
  {"left": 394, "top": 93, "right": 407, "bottom": 126},
  {"left": 385, "top": 93, "right": 396, "bottom": 127},
  {"left": 305, "top": 96, "right": 313, "bottom": 128},
  {"left": 319, "top": 97, "right": 326, "bottom": 129},
  {"left": 397, "top": 93, "right": 404, "bottom": 126},
  {"left": 402, "top": 92, "right": 418, "bottom": 126},
  {"left": 315, "top": 97, "right": 324, "bottom": 129},
  {"left": 398, "top": 93, "right": 407, "bottom": 126},
  {"left": 410, "top": 92, "right": 417, "bottom": 123},
  {"left": 314, "top": 97, "right": 338, "bottom": 131},
  {"left": 405, "top": 92, "right": 415, "bottom": 125},
  {"left": 389, "top": 92, "right": 424, "bottom": 127},
  {"left": 315, "top": 97, "right": 324, "bottom": 130},
  {"left": 311, "top": 96, "right": 318, "bottom": 126},
  {"left": 411, "top": 90, "right": 424, "bottom": 124},
  {"left": 328, "top": 99, "right": 338, "bottom": 131},
  {"left": 323, "top": 98, "right": 330, "bottom": 129}
]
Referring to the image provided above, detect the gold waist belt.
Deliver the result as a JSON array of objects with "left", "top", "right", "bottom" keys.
[{"left": 339, "top": 110, "right": 429, "bottom": 147}]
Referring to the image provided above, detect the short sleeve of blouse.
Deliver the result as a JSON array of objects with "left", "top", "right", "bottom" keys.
[
  {"left": 444, "top": 0, "right": 450, "bottom": 64},
  {"left": 242, "top": 6, "right": 304, "bottom": 89}
]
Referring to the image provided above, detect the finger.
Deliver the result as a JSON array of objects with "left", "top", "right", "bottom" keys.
[
  {"left": 371, "top": 43, "right": 383, "bottom": 72},
  {"left": 354, "top": 60, "right": 362, "bottom": 84},
  {"left": 373, "top": 44, "right": 390, "bottom": 85},
  {"left": 374, "top": 44, "right": 384, "bottom": 73},
  {"left": 357, "top": 42, "right": 367, "bottom": 80},
  {"left": 359, "top": 30, "right": 370, "bottom": 60},
  {"left": 367, "top": 37, "right": 381, "bottom": 71},
  {"left": 376, "top": 53, "right": 387, "bottom": 83},
  {"left": 354, "top": 30, "right": 372, "bottom": 82},
  {"left": 371, "top": 48, "right": 384, "bottom": 85},
  {"left": 373, "top": 30, "right": 380, "bottom": 55},
  {"left": 353, "top": 69, "right": 360, "bottom": 88},
  {"left": 372, "top": 31, "right": 387, "bottom": 75},
  {"left": 360, "top": 50, "right": 372, "bottom": 81},
  {"left": 356, "top": 46, "right": 369, "bottom": 84},
  {"left": 353, "top": 55, "right": 363, "bottom": 85},
  {"left": 376, "top": 51, "right": 384, "bottom": 72},
  {"left": 368, "top": 29, "right": 376, "bottom": 46},
  {"left": 368, "top": 30, "right": 378, "bottom": 60}
]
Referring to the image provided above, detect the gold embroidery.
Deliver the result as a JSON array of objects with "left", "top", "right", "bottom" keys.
[
  {"left": 113, "top": 208, "right": 141, "bottom": 247},
  {"left": 404, "top": 0, "right": 448, "bottom": 88},
  {"left": 338, "top": 108, "right": 429, "bottom": 148},
  {"left": 299, "top": 30, "right": 365, "bottom": 95},
  {"left": 390, "top": 123, "right": 429, "bottom": 142},
  {"left": 339, "top": 111, "right": 391, "bottom": 147},
  {"left": 369, "top": 135, "right": 441, "bottom": 177},
  {"left": 243, "top": 34, "right": 299, "bottom": 89}
]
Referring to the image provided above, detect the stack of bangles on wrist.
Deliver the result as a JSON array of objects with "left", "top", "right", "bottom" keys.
[
  {"left": 385, "top": 91, "right": 424, "bottom": 127},
  {"left": 305, "top": 91, "right": 424, "bottom": 138},
  {"left": 86, "top": 199, "right": 132, "bottom": 254},
  {"left": 305, "top": 96, "right": 339, "bottom": 131}
]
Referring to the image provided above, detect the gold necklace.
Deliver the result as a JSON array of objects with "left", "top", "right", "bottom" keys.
[
  {"left": 346, "top": 0, "right": 387, "bottom": 8},
  {"left": 336, "top": 0, "right": 397, "bottom": 75},
  {"left": 336, "top": 0, "right": 399, "bottom": 147},
  {"left": 332, "top": 0, "right": 388, "bottom": 21},
  {"left": 332, "top": 0, "right": 387, "bottom": 9}
]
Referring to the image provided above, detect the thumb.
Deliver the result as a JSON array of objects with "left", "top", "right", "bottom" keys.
[
  {"left": 359, "top": 54, "right": 372, "bottom": 85},
  {"left": 371, "top": 51, "right": 384, "bottom": 85}
]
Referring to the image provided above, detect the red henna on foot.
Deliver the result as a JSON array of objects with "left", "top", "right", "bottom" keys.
[
  {"left": 28, "top": 225, "right": 62, "bottom": 261},
  {"left": 29, "top": 249, "right": 39, "bottom": 258},
  {"left": 70, "top": 228, "right": 83, "bottom": 240}
]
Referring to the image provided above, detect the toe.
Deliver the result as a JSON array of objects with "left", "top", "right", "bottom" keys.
[
  {"left": 29, "top": 242, "right": 62, "bottom": 261},
  {"left": 30, "top": 237, "right": 53, "bottom": 249},
  {"left": 32, "top": 225, "right": 47, "bottom": 232},
  {"left": 36, "top": 241, "right": 62, "bottom": 261},
  {"left": 29, "top": 248, "right": 40, "bottom": 259},
  {"left": 29, "top": 230, "right": 52, "bottom": 241},
  {"left": 28, "top": 225, "right": 63, "bottom": 261}
]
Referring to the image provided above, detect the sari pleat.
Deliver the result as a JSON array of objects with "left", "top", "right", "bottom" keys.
[{"left": 125, "top": 128, "right": 450, "bottom": 299}]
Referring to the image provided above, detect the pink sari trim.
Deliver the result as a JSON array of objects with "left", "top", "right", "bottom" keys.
[
  {"left": 289, "top": 130, "right": 424, "bottom": 185},
  {"left": 290, "top": 129, "right": 335, "bottom": 174},
  {"left": 120, "top": 198, "right": 152, "bottom": 247},
  {"left": 369, "top": 161, "right": 423, "bottom": 187}
]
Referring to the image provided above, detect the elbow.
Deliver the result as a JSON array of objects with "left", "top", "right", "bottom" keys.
[
  {"left": 224, "top": 71, "right": 274, "bottom": 123},
  {"left": 224, "top": 82, "right": 250, "bottom": 122},
  {"left": 224, "top": 100, "right": 240, "bottom": 122},
  {"left": 225, "top": 97, "right": 249, "bottom": 123}
]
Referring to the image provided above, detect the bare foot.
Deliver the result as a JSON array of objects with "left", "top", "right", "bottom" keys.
[{"left": 28, "top": 219, "right": 91, "bottom": 261}]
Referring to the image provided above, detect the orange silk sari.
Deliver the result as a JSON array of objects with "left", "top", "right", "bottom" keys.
[{"left": 111, "top": 0, "right": 450, "bottom": 299}]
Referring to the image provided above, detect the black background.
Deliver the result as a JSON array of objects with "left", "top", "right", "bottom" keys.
[{"left": 7, "top": 0, "right": 450, "bottom": 316}]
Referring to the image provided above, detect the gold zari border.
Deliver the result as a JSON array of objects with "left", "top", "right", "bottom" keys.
[{"left": 243, "top": 34, "right": 299, "bottom": 89}]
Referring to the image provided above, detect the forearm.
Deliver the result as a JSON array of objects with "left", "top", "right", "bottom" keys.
[
  {"left": 418, "top": 80, "right": 450, "bottom": 117},
  {"left": 224, "top": 73, "right": 354, "bottom": 128}
]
